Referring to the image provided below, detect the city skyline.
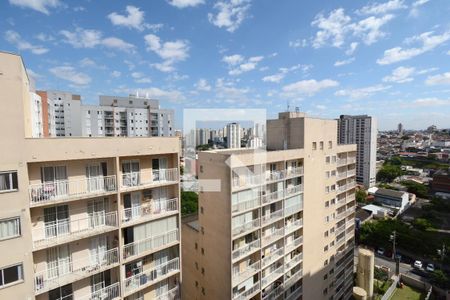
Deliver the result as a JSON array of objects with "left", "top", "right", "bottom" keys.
[{"left": 1, "top": 0, "right": 450, "bottom": 130}]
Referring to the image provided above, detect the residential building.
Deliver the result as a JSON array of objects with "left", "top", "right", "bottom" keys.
[
  {"left": 369, "top": 188, "right": 410, "bottom": 213},
  {"left": 182, "top": 111, "right": 357, "bottom": 300},
  {"left": 337, "top": 115, "right": 377, "bottom": 188},
  {"left": 431, "top": 169, "right": 450, "bottom": 195},
  {"left": 29, "top": 77, "right": 43, "bottom": 138},
  {"left": 0, "top": 52, "right": 181, "bottom": 300},
  {"left": 397, "top": 123, "right": 403, "bottom": 136},
  {"left": 227, "top": 122, "right": 241, "bottom": 149}
]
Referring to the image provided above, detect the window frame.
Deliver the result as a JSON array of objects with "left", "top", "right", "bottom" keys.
[
  {"left": 0, "top": 263, "right": 24, "bottom": 289},
  {"left": 0, "top": 217, "right": 21, "bottom": 241},
  {"left": 0, "top": 171, "right": 18, "bottom": 193}
]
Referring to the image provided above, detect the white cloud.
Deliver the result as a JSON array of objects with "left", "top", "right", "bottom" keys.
[
  {"left": 289, "top": 39, "right": 307, "bottom": 48},
  {"left": 262, "top": 64, "right": 308, "bottom": 83},
  {"left": 223, "top": 55, "right": 263, "bottom": 76},
  {"left": 9, "top": 0, "right": 60, "bottom": 14},
  {"left": 315, "top": 104, "right": 327, "bottom": 110},
  {"left": 79, "top": 57, "right": 95, "bottom": 67},
  {"left": 351, "top": 14, "right": 394, "bottom": 45},
  {"left": 410, "top": 0, "right": 430, "bottom": 17},
  {"left": 356, "top": 0, "right": 406, "bottom": 15},
  {"left": 27, "top": 68, "right": 42, "bottom": 80},
  {"left": 377, "top": 30, "right": 450, "bottom": 65},
  {"left": 60, "top": 27, "right": 135, "bottom": 52},
  {"left": 131, "top": 72, "right": 152, "bottom": 83},
  {"left": 334, "top": 57, "right": 355, "bottom": 67},
  {"left": 144, "top": 34, "right": 189, "bottom": 72},
  {"left": 49, "top": 66, "right": 91, "bottom": 86},
  {"left": 282, "top": 79, "right": 339, "bottom": 97},
  {"left": 108, "top": 6, "right": 145, "bottom": 31},
  {"left": 195, "top": 79, "right": 212, "bottom": 91},
  {"left": 335, "top": 84, "right": 391, "bottom": 99},
  {"left": 345, "top": 42, "right": 358, "bottom": 55},
  {"left": 215, "top": 78, "right": 250, "bottom": 101},
  {"left": 425, "top": 72, "right": 450, "bottom": 85},
  {"left": 382, "top": 66, "right": 415, "bottom": 83},
  {"left": 35, "top": 32, "right": 54, "bottom": 42},
  {"left": 4, "top": 30, "right": 49, "bottom": 54},
  {"left": 134, "top": 87, "right": 185, "bottom": 103},
  {"left": 208, "top": 0, "right": 251, "bottom": 33},
  {"left": 411, "top": 97, "right": 450, "bottom": 106},
  {"left": 111, "top": 70, "right": 121, "bottom": 78},
  {"left": 167, "top": 0, "right": 204, "bottom": 8}
]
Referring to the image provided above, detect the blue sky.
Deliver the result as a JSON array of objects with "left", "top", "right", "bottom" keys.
[{"left": 1, "top": 0, "right": 450, "bottom": 130}]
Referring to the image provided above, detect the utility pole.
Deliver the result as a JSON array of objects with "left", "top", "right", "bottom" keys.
[{"left": 390, "top": 231, "right": 397, "bottom": 260}]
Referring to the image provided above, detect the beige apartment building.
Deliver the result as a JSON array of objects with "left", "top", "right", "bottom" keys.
[
  {"left": 0, "top": 52, "right": 181, "bottom": 299},
  {"left": 182, "top": 112, "right": 357, "bottom": 300}
]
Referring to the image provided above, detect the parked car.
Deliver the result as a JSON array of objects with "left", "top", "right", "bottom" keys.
[
  {"left": 414, "top": 260, "right": 423, "bottom": 269},
  {"left": 426, "top": 263, "right": 435, "bottom": 272},
  {"left": 377, "top": 248, "right": 385, "bottom": 256}
]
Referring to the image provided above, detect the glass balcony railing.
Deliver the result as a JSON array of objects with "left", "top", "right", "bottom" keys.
[
  {"left": 122, "top": 198, "right": 178, "bottom": 224},
  {"left": 232, "top": 218, "right": 260, "bottom": 237},
  {"left": 232, "top": 239, "right": 260, "bottom": 261},
  {"left": 123, "top": 229, "right": 179, "bottom": 260},
  {"left": 233, "top": 261, "right": 261, "bottom": 286},
  {"left": 121, "top": 168, "right": 178, "bottom": 189}
]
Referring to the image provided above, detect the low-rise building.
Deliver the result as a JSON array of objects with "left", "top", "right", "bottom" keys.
[{"left": 369, "top": 188, "right": 410, "bottom": 213}]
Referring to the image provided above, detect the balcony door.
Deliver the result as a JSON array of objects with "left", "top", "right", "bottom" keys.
[
  {"left": 41, "top": 166, "right": 68, "bottom": 197},
  {"left": 90, "top": 235, "right": 108, "bottom": 266},
  {"left": 47, "top": 245, "right": 71, "bottom": 279},
  {"left": 48, "top": 283, "right": 73, "bottom": 300},
  {"left": 122, "top": 160, "right": 140, "bottom": 186},
  {"left": 152, "top": 158, "right": 168, "bottom": 181},
  {"left": 88, "top": 198, "right": 108, "bottom": 228},
  {"left": 86, "top": 163, "right": 104, "bottom": 192},
  {"left": 90, "top": 270, "right": 111, "bottom": 295},
  {"left": 153, "top": 187, "right": 168, "bottom": 213},
  {"left": 44, "top": 205, "right": 69, "bottom": 238},
  {"left": 155, "top": 279, "right": 169, "bottom": 297}
]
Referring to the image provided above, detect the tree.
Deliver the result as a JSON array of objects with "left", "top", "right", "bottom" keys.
[
  {"left": 400, "top": 180, "right": 428, "bottom": 198},
  {"left": 412, "top": 218, "right": 434, "bottom": 231},
  {"left": 356, "top": 189, "right": 368, "bottom": 204},
  {"left": 431, "top": 270, "right": 450, "bottom": 289},
  {"left": 181, "top": 191, "right": 198, "bottom": 216},
  {"left": 377, "top": 165, "right": 403, "bottom": 183}
]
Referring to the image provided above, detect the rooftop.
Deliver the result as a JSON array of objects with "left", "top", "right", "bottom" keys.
[{"left": 375, "top": 188, "right": 407, "bottom": 198}]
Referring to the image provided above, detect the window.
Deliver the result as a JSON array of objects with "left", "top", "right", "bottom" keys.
[
  {"left": 324, "top": 231, "right": 328, "bottom": 237},
  {"left": 201, "top": 248, "right": 205, "bottom": 255},
  {"left": 324, "top": 245, "right": 328, "bottom": 252},
  {"left": 195, "top": 281, "right": 198, "bottom": 287},
  {"left": 312, "top": 142, "right": 317, "bottom": 150},
  {"left": 200, "top": 207, "right": 204, "bottom": 214},
  {"left": 320, "top": 141, "right": 324, "bottom": 150},
  {"left": 195, "top": 243, "right": 198, "bottom": 250},
  {"left": 0, "top": 171, "right": 18, "bottom": 192},
  {"left": 324, "top": 274, "right": 328, "bottom": 280},
  {"left": 328, "top": 141, "right": 332, "bottom": 149},
  {"left": 325, "top": 156, "right": 330, "bottom": 164},
  {"left": 201, "top": 267, "right": 205, "bottom": 275},
  {"left": 325, "top": 186, "right": 330, "bottom": 193},
  {"left": 0, "top": 264, "right": 23, "bottom": 287},
  {"left": 325, "top": 201, "right": 329, "bottom": 208},
  {"left": 332, "top": 156, "right": 336, "bottom": 163},
  {"left": 325, "top": 171, "right": 330, "bottom": 178},
  {"left": 0, "top": 217, "right": 20, "bottom": 240},
  {"left": 331, "top": 170, "right": 336, "bottom": 177}
]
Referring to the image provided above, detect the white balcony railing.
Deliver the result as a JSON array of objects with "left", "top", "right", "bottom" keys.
[
  {"left": 232, "top": 197, "right": 260, "bottom": 214},
  {"left": 286, "top": 166, "right": 304, "bottom": 178},
  {"left": 286, "top": 285, "right": 303, "bottom": 300},
  {"left": 262, "top": 191, "right": 283, "bottom": 205},
  {"left": 78, "top": 282, "right": 121, "bottom": 300},
  {"left": 285, "top": 253, "right": 303, "bottom": 271},
  {"left": 266, "top": 170, "right": 285, "bottom": 182},
  {"left": 123, "top": 258, "right": 180, "bottom": 295},
  {"left": 123, "top": 229, "right": 179, "bottom": 260},
  {"left": 347, "top": 157, "right": 356, "bottom": 164},
  {"left": 122, "top": 198, "right": 178, "bottom": 224},
  {"left": 285, "top": 268, "right": 303, "bottom": 289},
  {"left": 337, "top": 158, "right": 347, "bottom": 166},
  {"left": 262, "top": 227, "right": 284, "bottom": 246},
  {"left": 233, "top": 281, "right": 260, "bottom": 300},
  {"left": 29, "top": 175, "right": 117, "bottom": 206},
  {"left": 32, "top": 212, "right": 118, "bottom": 249},
  {"left": 347, "top": 170, "right": 356, "bottom": 177},
  {"left": 335, "top": 223, "right": 346, "bottom": 235},
  {"left": 262, "top": 265, "right": 283, "bottom": 288},
  {"left": 233, "top": 261, "right": 261, "bottom": 286},
  {"left": 285, "top": 236, "right": 303, "bottom": 253},
  {"left": 262, "top": 248, "right": 284, "bottom": 268},
  {"left": 284, "top": 203, "right": 303, "bottom": 217},
  {"left": 261, "top": 209, "right": 283, "bottom": 226},
  {"left": 232, "top": 218, "right": 260, "bottom": 237},
  {"left": 232, "top": 239, "right": 260, "bottom": 261},
  {"left": 232, "top": 174, "right": 263, "bottom": 189},
  {"left": 121, "top": 168, "right": 178, "bottom": 188},
  {"left": 34, "top": 248, "right": 119, "bottom": 294},
  {"left": 285, "top": 219, "right": 303, "bottom": 234},
  {"left": 155, "top": 286, "right": 179, "bottom": 300},
  {"left": 263, "top": 284, "right": 284, "bottom": 300},
  {"left": 285, "top": 185, "right": 303, "bottom": 197}
]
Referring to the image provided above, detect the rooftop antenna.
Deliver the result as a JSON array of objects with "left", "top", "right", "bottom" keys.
[
  {"left": 295, "top": 106, "right": 300, "bottom": 113},
  {"left": 286, "top": 100, "right": 290, "bottom": 112}
]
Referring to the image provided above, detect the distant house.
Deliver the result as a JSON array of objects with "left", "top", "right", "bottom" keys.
[
  {"left": 368, "top": 187, "right": 410, "bottom": 213},
  {"left": 431, "top": 169, "right": 450, "bottom": 197}
]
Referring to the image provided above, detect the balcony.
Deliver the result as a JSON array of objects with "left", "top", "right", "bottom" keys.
[
  {"left": 233, "top": 261, "right": 261, "bottom": 286},
  {"left": 337, "top": 172, "right": 347, "bottom": 179},
  {"left": 29, "top": 175, "right": 117, "bottom": 207},
  {"left": 265, "top": 170, "right": 285, "bottom": 182},
  {"left": 347, "top": 170, "right": 356, "bottom": 177},
  {"left": 286, "top": 166, "right": 304, "bottom": 178},
  {"left": 121, "top": 168, "right": 178, "bottom": 190},
  {"left": 262, "top": 265, "right": 283, "bottom": 289},
  {"left": 262, "top": 284, "right": 284, "bottom": 300},
  {"left": 232, "top": 197, "right": 260, "bottom": 215},
  {"left": 32, "top": 212, "right": 118, "bottom": 250},
  {"left": 284, "top": 268, "right": 303, "bottom": 289},
  {"left": 232, "top": 239, "right": 260, "bottom": 262},
  {"left": 233, "top": 281, "right": 260, "bottom": 300},
  {"left": 123, "top": 229, "right": 179, "bottom": 261},
  {"left": 233, "top": 218, "right": 260, "bottom": 237},
  {"left": 285, "top": 285, "right": 302, "bottom": 300},
  {"left": 232, "top": 174, "right": 263, "bottom": 190},
  {"left": 337, "top": 158, "right": 347, "bottom": 166},
  {"left": 123, "top": 258, "right": 180, "bottom": 296},
  {"left": 262, "top": 247, "right": 284, "bottom": 268},
  {"left": 155, "top": 286, "right": 179, "bottom": 300},
  {"left": 335, "top": 223, "right": 346, "bottom": 235},
  {"left": 285, "top": 236, "right": 303, "bottom": 253},
  {"left": 261, "top": 228, "right": 284, "bottom": 246},
  {"left": 34, "top": 248, "right": 119, "bottom": 295},
  {"left": 285, "top": 219, "right": 303, "bottom": 234},
  {"left": 284, "top": 203, "right": 303, "bottom": 217},
  {"left": 261, "top": 191, "right": 283, "bottom": 205},
  {"left": 77, "top": 282, "right": 120, "bottom": 300},
  {"left": 347, "top": 157, "right": 356, "bottom": 164},
  {"left": 261, "top": 209, "right": 283, "bottom": 226},
  {"left": 285, "top": 253, "right": 303, "bottom": 271},
  {"left": 285, "top": 185, "right": 303, "bottom": 197},
  {"left": 122, "top": 198, "right": 178, "bottom": 225}
]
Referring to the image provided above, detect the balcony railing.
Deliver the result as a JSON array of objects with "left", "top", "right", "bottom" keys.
[
  {"left": 232, "top": 218, "right": 260, "bottom": 237},
  {"left": 232, "top": 174, "right": 263, "bottom": 189},
  {"left": 285, "top": 285, "right": 303, "bottom": 300},
  {"left": 233, "top": 281, "right": 260, "bottom": 300},
  {"left": 285, "top": 236, "right": 303, "bottom": 253},
  {"left": 284, "top": 203, "right": 303, "bottom": 217},
  {"left": 262, "top": 265, "right": 283, "bottom": 288},
  {"left": 265, "top": 170, "right": 285, "bottom": 182},
  {"left": 285, "top": 219, "right": 303, "bottom": 234},
  {"left": 285, "top": 253, "right": 303, "bottom": 271},
  {"left": 347, "top": 170, "right": 356, "bottom": 177},
  {"left": 285, "top": 185, "right": 303, "bottom": 197},
  {"left": 32, "top": 212, "right": 118, "bottom": 249},
  {"left": 347, "top": 157, "right": 356, "bottom": 164},
  {"left": 286, "top": 166, "right": 304, "bottom": 178},
  {"left": 123, "top": 229, "right": 179, "bottom": 260},
  {"left": 123, "top": 258, "right": 180, "bottom": 295},
  {"left": 77, "top": 282, "right": 120, "bottom": 300},
  {"left": 285, "top": 268, "right": 303, "bottom": 289},
  {"left": 262, "top": 248, "right": 284, "bottom": 268},
  {"left": 262, "top": 227, "right": 284, "bottom": 246},
  {"left": 155, "top": 286, "right": 179, "bottom": 300},
  {"left": 337, "top": 172, "right": 347, "bottom": 179},
  {"left": 34, "top": 248, "right": 119, "bottom": 294},
  {"left": 337, "top": 158, "right": 347, "bottom": 166},
  {"left": 261, "top": 209, "right": 283, "bottom": 226},
  {"left": 232, "top": 239, "right": 260, "bottom": 261},
  {"left": 122, "top": 198, "right": 178, "bottom": 224},
  {"left": 232, "top": 197, "right": 260, "bottom": 214},
  {"left": 121, "top": 168, "right": 178, "bottom": 188},
  {"left": 29, "top": 175, "right": 117, "bottom": 206},
  {"left": 233, "top": 261, "right": 261, "bottom": 286},
  {"left": 262, "top": 284, "right": 284, "bottom": 300},
  {"left": 262, "top": 191, "right": 283, "bottom": 205}
]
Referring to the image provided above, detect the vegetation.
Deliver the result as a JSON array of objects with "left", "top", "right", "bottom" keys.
[
  {"left": 400, "top": 180, "right": 429, "bottom": 198},
  {"left": 356, "top": 189, "right": 368, "bottom": 204},
  {"left": 196, "top": 144, "right": 211, "bottom": 151},
  {"left": 373, "top": 279, "right": 393, "bottom": 299},
  {"left": 377, "top": 164, "right": 403, "bottom": 183},
  {"left": 390, "top": 285, "right": 426, "bottom": 300},
  {"left": 430, "top": 270, "right": 450, "bottom": 289},
  {"left": 427, "top": 196, "right": 450, "bottom": 213},
  {"left": 181, "top": 191, "right": 198, "bottom": 216},
  {"left": 412, "top": 218, "right": 436, "bottom": 231},
  {"left": 180, "top": 165, "right": 184, "bottom": 176}
]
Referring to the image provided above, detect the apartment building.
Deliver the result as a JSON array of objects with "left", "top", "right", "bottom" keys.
[
  {"left": 227, "top": 123, "right": 241, "bottom": 149},
  {"left": 337, "top": 115, "right": 377, "bottom": 188},
  {"left": 0, "top": 52, "right": 181, "bottom": 300},
  {"left": 182, "top": 112, "right": 357, "bottom": 300}
]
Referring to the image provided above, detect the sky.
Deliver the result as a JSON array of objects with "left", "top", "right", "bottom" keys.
[{"left": 1, "top": 0, "right": 450, "bottom": 130}]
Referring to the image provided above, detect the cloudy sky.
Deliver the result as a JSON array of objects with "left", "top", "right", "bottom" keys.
[{"left": 1, "top": 0, "right": 450, "bottom": 130}]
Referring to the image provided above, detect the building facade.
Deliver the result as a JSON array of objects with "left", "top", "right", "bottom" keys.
[
  {"left": 227, "top": 123, "right": 241, "bottom": 149},
  {"left": 182, "top": 112, "right": 357, "bottom": 300},
  {"left": 0, "top": 52, "right": 181, "bottom": 300},
  {"left": 337, "top": 115, "right": 377, "bottom": 188}
]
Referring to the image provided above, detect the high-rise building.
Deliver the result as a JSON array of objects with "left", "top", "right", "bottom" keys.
[
  {"left": 397, "top": 123, "right": 403, "bottom": 135},
  {"left": 0, "top": 52, "right": 181, "bottom": 300},
  {"left": 337, "top": 115, "right": 377, "bottom": 188},
  {"left": 182, "top": 112, "right": 357, "bottom": 300},
  {"left": 227, "top": 122, "right": 241, "bottom": 149}
]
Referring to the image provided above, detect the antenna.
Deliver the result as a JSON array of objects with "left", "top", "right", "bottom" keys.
[{"left": 286, "top": 100, "right": 290, "bottom": 112}]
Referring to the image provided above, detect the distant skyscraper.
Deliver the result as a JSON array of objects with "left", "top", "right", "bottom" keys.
[
  {"left": 337, "top": 115, "right": 377, "bottom": 188},
  {"left": 226, "top": 122, "right": 241, "bottom": 149},
  {"left": 398, "top": 123, "right": 403, "bottom": 135}
]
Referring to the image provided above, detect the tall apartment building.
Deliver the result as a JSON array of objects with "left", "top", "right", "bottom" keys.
[
  {"left": 227, "top": 122, "right": 241, "bottom": 149},
  {"left": 337, "top": 115, "right": 377, "bottom": 188},
  {"left": 0, "top": 52, "right": 181, "bottom": 300},
  {"left": 182, "top": 112, "right": 357, "bottom": 300}
]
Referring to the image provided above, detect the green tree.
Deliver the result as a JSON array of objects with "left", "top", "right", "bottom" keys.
[
  {"left": 412, "top": 218, "right": 434, "bottom": 231},
  {"left": 376, "top": 165, "right": 403, "bottom": 183},
  {"left": 356, "top": 189, "right": 368, "bottom": 204},
  {"left": 181, "top": 191, "right": 198, "bottom": 216},
  {"left": 431, "top": 270, "right": 450, "bottom": 289},
  {"left": 400, "top": 180, "right": 428, "bottom": 198}
]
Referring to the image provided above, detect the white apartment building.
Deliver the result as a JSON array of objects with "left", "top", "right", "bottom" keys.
[
  {"left": 337, "top": 115, "right": 377, "bottom": 188},
  {"left": 227, "top": 122, "right": 241, "bottom": 149}
]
